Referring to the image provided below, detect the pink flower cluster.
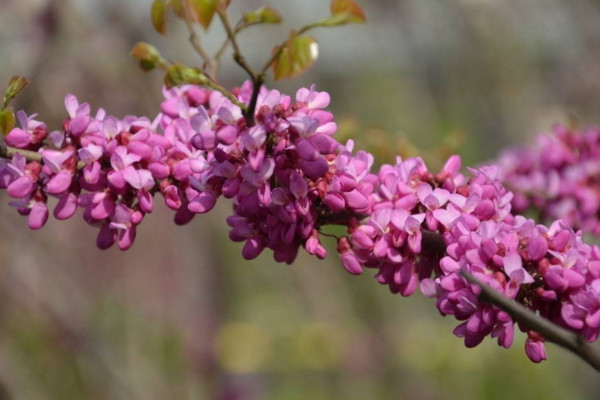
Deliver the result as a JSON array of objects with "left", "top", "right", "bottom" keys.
[
  {"left": 161, "top": 82, "right": 365, "bottom": 263},
  {"left": 341, "top": 155, "right": 600, "bottom": 363},
  {"left": 0, "top": 83, "right": 366, "bottom": 259},
  {"left": 2, "top": 82, "right": 600, "bottom": 365},
  {"left": 498, "top": 125, "right": 600, "bottom": 235},
  {"left": 0, "top": 93, "right": 213, "bottom": 249}
]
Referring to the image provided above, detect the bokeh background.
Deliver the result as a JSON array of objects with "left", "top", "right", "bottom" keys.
[{"left": 1, "top": 0, "right": 600, "bottom": 399}]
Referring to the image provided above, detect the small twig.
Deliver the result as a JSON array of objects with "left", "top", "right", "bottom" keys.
[
  {"left": 182, "top": 2, "right": 216, "bottom": 80},
  {"left": 461, "top": 269, "right": 600, "bottom": 371},
  {"left": 217, "top": 9, "right": 257, "bottom": 81},
  {"left": 213, "top": 20, "right": 251, "bottom": 68},
  {"left": 0, "top": 143, "right": 42, "bottom": 164},
  {"left": 215, "top": 9, "right": 261, "bottom": 125},
  {"left": 0, "top": 144, "right": 86, "bottom": 169},
  {"left": 213, "top": 38, "right": 230, "bottom": 72}
]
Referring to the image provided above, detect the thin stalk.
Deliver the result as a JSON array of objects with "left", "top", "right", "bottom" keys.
[
  {"left": 461, "top": 269, "right": 600, "bottom": 371},
  {"left": 183, "top": 1, "right": 216, "bottom": 80}
]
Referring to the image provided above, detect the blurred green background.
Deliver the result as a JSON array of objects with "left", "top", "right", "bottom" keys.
[{"left": 1, "top": 0, "right": 600, "bottom": 399}]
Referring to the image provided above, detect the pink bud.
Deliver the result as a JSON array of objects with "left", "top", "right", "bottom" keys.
[
  {"left": 188, "top": 192, "right": 217, "bottom": 214},
  {"left": 96, "top": 224, "right": 116, "bottom": 250},
  {"left": 300, "top": 159, "right": 328, "bottom": 178},
  {"left": 242, "top": 237, "right": 264, "bottom": 260},
  {"left": 343, "top": 189, "right": 370, "bottom": 212},
  {"left": 28, "top": 202, "right": 48, "bottom": 230},
  {"left": 118, "top": 227, "right": 136, "bottom": 250},
  {"left": 149, "top": 162, "right": 170, "bottom": 180},
  {"left": 296, "top": 139, "right": 319, "bottom": 161},
  {"left": 5, "top": 128, "right": 31, "bottom": 148},
  {"left": 524, "top": 339, "right": 547, "bottom": 363},
  {"left": 8, "top": 175, "right": 34, "bottom": 198},
  {"left": 54, "top": 192, "right": 78, "bottom": 220},
  {"left": 324, "top": 193, "right": 345, "bottom": 212},
  {"left": 46, "top": 171, "right": 72, "bottom": 194}
]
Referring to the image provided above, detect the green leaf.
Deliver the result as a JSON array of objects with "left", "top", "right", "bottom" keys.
[
  {"left": 139, "top": 59, "right": 157, "bottom": 71},
  {"left": 272, "top": 34, "right": 319, "bottom": 81},
  {"left": 0, "top": 108, "right": 16, "bottom": 136},
  {"left": 2, "top": 76, "right": 29, "bottom": 109},
  {"left": 151, "top": 0, "right": 169, "bottom": 35},
  {"left": 188, "top": 0, "right": 218, "bottom": 29},
  {"left": 242, "top": 6, "right": 282, "bottom": 25},
  {"left": 329, "top": 0, "right": 366, "bottom": 24},
  {"left": 130, "top": 42, "right": 165, "bottom": 71},
  {"left": 130, "top": 42, "right": 161, "bottom": 61},
  {"left": 164, "top": 64, "right": 207, "bottom": 88}
]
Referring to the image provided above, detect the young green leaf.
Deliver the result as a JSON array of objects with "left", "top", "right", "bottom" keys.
[
  {"left": 130, "top": 42, "right": 161, "bottom": 61},
  {"left": 329, "top": 0, "right": 366, "bottom": 24},
  {"left": 130, "top": 42, "right": 164, "bottom": 71},
  {"left": 0, "top": 109, "right": 16, "bottom": 136},
  {"left": 188, "top": 0, "right": 218, "bottom": 29},
  {"left": 242, "top": 6, "right": 282, "bottom": 25},
  {"left": 272, "top": 34, "right": 318, "bottom": 81},
  {"left": 2, "top": 76, "right": 29, "bottom": 109},
  {"left": 151, "top": 0, "right": 169, "bottom": 35},
  {"left": 164, "top": 64, "right": 207, "bottom": 88}
]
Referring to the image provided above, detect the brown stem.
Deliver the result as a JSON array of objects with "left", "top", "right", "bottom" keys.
[
  {"left": 244, "top": 76, "right": 264, "bottom": 127},
  {"left": 0, "top": 144, "right": 42, "bottom": 163},
  {"left": 217, "top": 9, "right": 256, "bottom": 81},
  {"left": 461, "top": 269, "right": 600, "bottom": 371},
  {"left": 215, "top": 9, "right": 261, "bottom": 126},
  {"left": 212, "top": 20, "right": 253, "bottom": 70},
  {"left": 0, "top": 144, "right": 86, "bottom": 169}
]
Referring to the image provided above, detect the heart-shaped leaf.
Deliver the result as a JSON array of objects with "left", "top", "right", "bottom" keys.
[
  {"left": 272, "top": 34, "right": 318, "bottom": 81},
  {"left": 151, "top": 0, "right": 169, "bottom": 35}
]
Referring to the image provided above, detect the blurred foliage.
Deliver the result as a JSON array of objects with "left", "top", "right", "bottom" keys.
[{"left": 1, "top": 0, "right": 600, "bottom": 399}]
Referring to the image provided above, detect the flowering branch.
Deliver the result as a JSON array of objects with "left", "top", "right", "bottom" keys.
[
  {"left": 2, "top": 82, "right": 600, "bottom": 371},
  {"left": 3, "top": 0, "right": 600, "bottom": 373},
  {"left": 461, "top": 269, "right": 600, "bottom": 371}
]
